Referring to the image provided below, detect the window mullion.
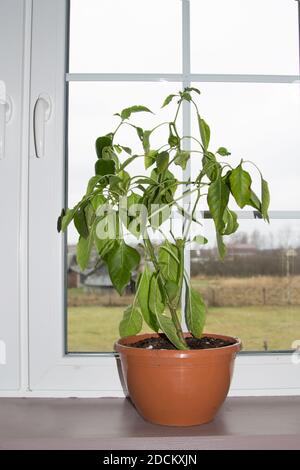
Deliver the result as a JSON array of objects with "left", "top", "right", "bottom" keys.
[
  {"left": 66, "top": 73, "right": 300, "bottom": 84},
  {"left": 181, "top": 0, "right": 191, "bottom": 331},
  {"left": 66, "top": 73, "right": 184, "bottom": 82}
]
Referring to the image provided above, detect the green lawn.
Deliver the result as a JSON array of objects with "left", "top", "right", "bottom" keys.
[{"left": 67, "top": 305, "right": 300, "bottom": 352}]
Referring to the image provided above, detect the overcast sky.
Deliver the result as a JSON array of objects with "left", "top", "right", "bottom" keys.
[{"left": 67, "top": 0, "right": 300, "bottom": 247}]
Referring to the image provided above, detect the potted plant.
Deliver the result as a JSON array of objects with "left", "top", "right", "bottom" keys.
[{"left": 58, "top": 87, "right": 270, "bottom": 426}]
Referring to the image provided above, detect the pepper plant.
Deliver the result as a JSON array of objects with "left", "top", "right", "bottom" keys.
[{"left": 58, "top": 87, "right": 270, "bottom": 350}]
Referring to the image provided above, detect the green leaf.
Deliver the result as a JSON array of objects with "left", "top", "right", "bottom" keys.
[
  {"left": 180, "top": 91, "right": 192, "bottom": 101},
  {"left": 91, "top": 194, "right": 106, "bottom": 212},
  {"left": 120, "top": 169, "right": 131, "bottom": 186},
  {"left": 148, "top": 274, "right": 165, "bottom": 316},
  {"left": 198, "top": 116, "right": 210, "bottom": 150},
  {"left": 156, "top": 314, "right": 188, "bottom": 350},
  {"left": 111, "top": 169, "right": 130, "bottom": 194},
  {"left": 158, "top": 241, "right": 180, "bottom": 284},
  {"left": 135, "top": 177, "right": 155, "bottom": 185},
  {"left": 95, "top": 159, "right": 116, "bottom": 176},
  {"left": 57, "top": 208, "right": 65, "bottom": 232},
  {"left": 95, "top": 135, "right": 112, "bottom": 158},
  {"left": 137, "top": 266, "right": 159, "bottom": 332},
  {"left": 207, "top": 176, "right": 230, "bottom": 232},
  {"left": 119, "top": 192, "right": 142, "bottom": 231},
  {"left": 200, "top": 152, "right": 219, "bottom": 182},
  {"left": 114, "top": 144, "right": 122, "bottom": 154},
  {"left": 144, "top": 149, "right": 157, "bottom": 170},
  {"left": 216, "top": 147, "right": 231, "bottom": 156},
  {"left": 229, "top": 164, "right": 252, "bottom": 208},
  {"left": 216, "top": 231, "right": 227, "bottom": 259},
  {"left": 60, "top": 207, "right": 78, "bottom": 232},
  {"left": 109, "top": 175, "right": 122, "bottom": 193},
  {"left": 161, "top": 94, "right": 177, "bottom": 108},
  {"left": 174, "top": 150, "right": 190, "bottom": 170},
  {"left": 94, "top": 206, "right": 120, "bottom": 240},
  {"left": 149, "top": 205, "right": 171, "bottom": 229},
  {"left": 113, "top": 144, "right": 122, "bottom": 155},
  {"left": 120, "top": 105, "right": 153, "bottom": 120},
  {"left": 119, "top": 305, "right": 143, "bottom": 337},
  {"left": 102, "top": 148, "right": 118, "bottom": 164},
  {"left": 74, "top": 208, "right": 89, "bottom": 238},
  {"left": 168, "top": 134, "right": 179, "bottom": 148},
  {"left": 184, "top": 87, "right": 201, "bottom": 95},
  {"left": 95, "top": 237, "right": 115, "bottom": 259},
  {"left": 127, "top": 191, "right": 142, "bottom": 208},
  {"left": 149, "top": 168, "right": 159, "bottom": 182},
  {"left": 249, "top": 189, "right": 262, "bottom": 212},
  {"left": 105, "top": 241, "right": 140, "bottom": 295},
  {"left": 164, "top": 280, "right": 178, "bottom": 302},
  {"left": 142, "top": 130, "right": 151, "bottom": 156},
  {"left": 119, "top": 155, "right": 137, "bottom": 171},
  {"left": 261, "top": 179, "right": 270, "bottom": 222},
  {"left": 94, "top": 223, "right": 116, "bottom": 258},
  {"left": 84, "top": 202, "right": 95, "bottom": 227},
  {"left": 185, "top": 285, "right": 206, "bottom": 338},
  {"left": 86, "top": 175, "right": 103, "bottom": 195},
  {"left": 120, "top": 146, "right": 132, "bottom": 155},
  {"left": 136, "top": 127, "right": 144, "bottom": 141},
  {"left": 76, "top": 234, "right": 93, "bottom": 270},
  {"left": 156, "top": 151, "right": 169, "bottom": 173},
  {"left": 193, "top": 235, "right": 208, "bottom": 245},
  {"left": 222, "top": 208, "right": 239, "bottom": 235}
]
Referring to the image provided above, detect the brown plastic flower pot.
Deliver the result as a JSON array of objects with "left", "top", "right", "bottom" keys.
[{"left": 115, "top": 332, "right": 241, "bottom": 427}]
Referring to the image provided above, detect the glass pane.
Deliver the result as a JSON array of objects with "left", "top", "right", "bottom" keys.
[
  {"left": 190, "top": 218, "right": 300, "bottom": 351},
  {"left": 190, "top": 82, "right": 300, "bottom": 211},
  {"left": 69, "top": 0, "right": 182, "bottom": 73},
  {"left": 191, "top": 0, "right": 299, "bottom": 74},
  {"left": 67, "top": 82, "right": 182, "bottom": 352}
]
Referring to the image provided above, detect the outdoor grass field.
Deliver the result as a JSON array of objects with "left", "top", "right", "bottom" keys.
[{"left": 67, "top": 304, "right": 300, "bottom": 352}]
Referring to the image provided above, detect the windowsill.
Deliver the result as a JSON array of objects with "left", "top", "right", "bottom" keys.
[{"left": 0, "top": 397, "right": 299, "bottom": 450}]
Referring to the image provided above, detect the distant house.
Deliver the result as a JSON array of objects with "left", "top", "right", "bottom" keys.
[
  {"left": 67, "top": 244, "right": 138, "bottom": 294},
  {"left": 67, "top": 249, "right": 80, "bottom": 288},
  {"left": 82, "top": 264, "right": 113, "bottom": 294}
]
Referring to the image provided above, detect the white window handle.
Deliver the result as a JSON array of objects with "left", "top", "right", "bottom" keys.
[
  {"left": 33, "top": 94, "right": 52, "bottom": 158},
  {"left": 0, "top": 96, "right": 12, "bottom": 160}
]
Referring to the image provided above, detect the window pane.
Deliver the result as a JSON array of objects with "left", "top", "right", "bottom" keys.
[
  {"left": 190, "top": 218, "right": 300, "bottom": 351},
  {"left": 190, "top": 82, "right": 300, "bottom": 211},
  {"left": 191, "top": 0, "right": 299, "bottom": 74},
  {"left": 67, "top": 82, "right": 182, "bottom": 352},
  {"left": 69, "top": 0, "right": 181, "bottom": 73}
]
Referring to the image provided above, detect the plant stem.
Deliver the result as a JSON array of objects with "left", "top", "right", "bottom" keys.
[
  {"left": 180, "top": 135, "right": 203, "bottom": 147},
  {"left": 183, "top": 187, "right": 201, "bottom": 241},
  {"left": 144, "top": 235, "right": 186, "bottom": 345},
  {"left": 174, "top": 240, "right": 185, "bottom": 309},
  {"left": 112, "top": 122, "right": 123, "bottom": 143},
  {"left": 174, "top": 101, "right": 182, "bottom": 123},
  {"left": 151, "top": 121, "right": 170, "bottom": 133}
]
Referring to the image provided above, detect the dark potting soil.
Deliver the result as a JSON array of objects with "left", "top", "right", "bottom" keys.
[{"left": 130, "top": 334, "right": 236, "bottom": 350}]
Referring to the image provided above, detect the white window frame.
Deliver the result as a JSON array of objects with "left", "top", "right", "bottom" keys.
[
  {"left": 1, "top": 0, "right": 300, "bottom": 397},
  {"left": 0, "top": 0, "right": 31, "bottom": 392}
]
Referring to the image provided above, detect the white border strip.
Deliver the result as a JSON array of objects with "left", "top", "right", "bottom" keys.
[
  {"left": 19, "top": 0, "right": 32, "bottom": 394},
  {"left": 0, "top": 353, "right": 300, "bottom": 397},
  {"left": 66, "top": 73, "right": 300, "bottom": 83}
]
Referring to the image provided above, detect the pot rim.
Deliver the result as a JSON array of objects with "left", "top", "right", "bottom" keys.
[{"left": 115, "top": 332, "right": 242, "bottom": 356}]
